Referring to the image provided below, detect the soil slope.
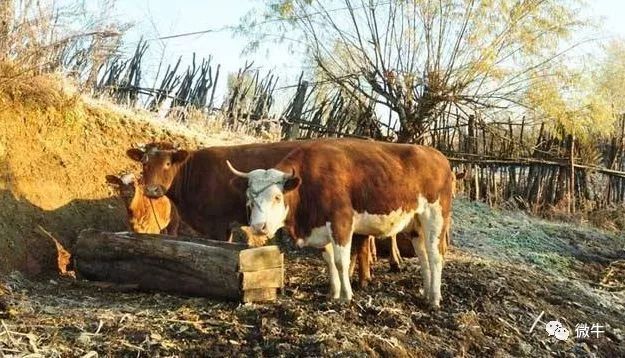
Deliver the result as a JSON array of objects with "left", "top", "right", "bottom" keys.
[{"left": 0, "top": 70, "right": 258, "bottom": 275}]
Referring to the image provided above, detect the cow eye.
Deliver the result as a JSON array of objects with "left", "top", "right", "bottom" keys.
[{"left": 274, "top": 194, "right": 281, "bottom": 202}]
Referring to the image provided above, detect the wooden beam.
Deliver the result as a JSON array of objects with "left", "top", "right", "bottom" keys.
[{"left": 73, "top": 230, "right": 284, "bottom": 302}]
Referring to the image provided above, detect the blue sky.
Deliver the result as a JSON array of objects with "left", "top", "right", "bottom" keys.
[
  {"left": 113, "top": 0, "right": 302, "bottom": 104},
  {"left": 111, "top": 0, "right": 625, "bottom": 106}
]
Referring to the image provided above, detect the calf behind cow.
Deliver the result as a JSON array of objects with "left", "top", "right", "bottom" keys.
[
  {"left": 227, "top": 139, "right": 454, "bottom": 308},
  {"left": 106, "top": 173, "right": 180, "bottom": 235}
]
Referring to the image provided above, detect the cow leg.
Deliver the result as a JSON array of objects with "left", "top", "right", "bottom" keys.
[
  {"left": 368, "top": 236, "right": 377, "bottom": 264},
  {"left": 389, "top": 235, "right": 403, "bottom": 272},
  {"left": 348, "top": 235, "right": 366, "bottom": 281},
  {"left": 411, "top": 230, "right": 430, "bottom": 300},
  {"left": 357, "top": 236, "right": 371, "bottom": 288},
  {"left": 439, "top": 216, "right": 452, "bottom": 256},
  {"left": 444, "top": 217, "right": 453, "bottom": 249},
  {"left": 322, "top": 244, "right": 341, "bottom": 300},
  {"left": 419, "top": 205, "right": 445, "bottom": 309},
  {"left": 348, "top": 248, "right": 358, "bottom": 278},
  {"left": 348, "top": 235, "right": 371, "bottom": 288},
  {"left": 332, "top": 239, "right": 353, "bottom": 302},
  {"left": 328, "top": 219, "right": 354, "bottom": 302}
]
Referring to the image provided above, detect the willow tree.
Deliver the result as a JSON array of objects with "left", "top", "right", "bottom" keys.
[
  {"left": 525, "top": 40, "right": 625, "bottom": 165},
  {"left": 243, "top": 0, "right": 587, "bottom": 142}
]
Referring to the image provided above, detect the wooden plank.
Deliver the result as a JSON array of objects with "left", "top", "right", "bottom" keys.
[
  {"left": 241, "top": 268, "right": 283, "bottom": 290},
  {"left": 241, "top": 288, "right": 278, "bottom": 303},
  {"left": 238, "top": 246, "right": 283, "bottom": 272}
]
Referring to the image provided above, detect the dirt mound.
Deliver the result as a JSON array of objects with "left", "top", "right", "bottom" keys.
[{"left": 0, "top": 69, "right": 259, "bottom": 275}]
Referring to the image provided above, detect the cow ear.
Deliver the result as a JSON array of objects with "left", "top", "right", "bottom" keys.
[
  {"left": 455, "top": 171, "right": 466, "bottom": 180},
  {"left": 105, "top": 175, "right": 122, "bottom": 186},
  {"left": 283, "top": 177, "right": 300, "bottom": 193},
  {"left": 230, "top": 177, "right": 248, "bottom": 194},
  {"left": 172, "top": 150, "right": 189, "bottom": 164},
  {"left": 127, "top": 148, "right": 144, "bottom": 162}
]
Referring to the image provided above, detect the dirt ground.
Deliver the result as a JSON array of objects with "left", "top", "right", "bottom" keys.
[{"left": 1, "top": 199, "right": 624, "bottom": 357}]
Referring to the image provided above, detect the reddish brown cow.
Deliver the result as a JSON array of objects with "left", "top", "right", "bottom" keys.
[
  {"left": 227, "top": 139, "right": 454, "bottom": 307},
  {"left": 126, "top": 140, "right": 379, "bottom": 286},
  {"left": 106, "top": 173, "right": 180, "bottom": 235}
]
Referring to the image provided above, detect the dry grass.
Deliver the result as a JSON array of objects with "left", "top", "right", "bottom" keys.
[
  {"left": 587, "top": 206, "right": 625, "bottom": 232},
  {"left": 0, "top": 0, "right": 122, "bottom": 80}
]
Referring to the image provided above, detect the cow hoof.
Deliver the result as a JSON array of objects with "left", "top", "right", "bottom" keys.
[
  {"left": 429, "top": 302, "right": 441, "bottom": 311},
  {"left": 428, "top": 297, "right": 441, "bottom": 310},
  {"left": 354, "top": 279, "right": 369, "bottom": 290}
]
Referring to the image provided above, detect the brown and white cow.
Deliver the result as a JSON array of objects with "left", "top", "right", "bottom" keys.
[
  {"left": 385, "top": 170, "right": 465, "bottom": 268},
  {"left": 106, "top": 173, "right": 180, "bottom": 235},
  {"left": 125, "top": 140, "right": 384, "bottom": 286},
  {"left": 227, "top": 139, "right": 454, "bottom": 307}
]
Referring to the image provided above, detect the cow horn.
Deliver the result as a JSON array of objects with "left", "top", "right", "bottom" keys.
[
  {"left": 285, "top": 168, "right": 296, "bottom": 179},
  {"left": 226, "top": 160, "right": 250, "bottom": 178}
]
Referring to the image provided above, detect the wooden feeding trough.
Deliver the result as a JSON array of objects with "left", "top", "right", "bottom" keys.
[{"left": 74, "top": 229, "right": 284, "bottom": 303}]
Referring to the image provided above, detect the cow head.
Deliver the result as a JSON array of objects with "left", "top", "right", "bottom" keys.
[
  {"left": 127, "top": 142, "right": 189, "bottom": 198},
  {"left": 226, "top": 160, "right": 300, "bottom": 238},
  {"left": 105, "top": 173, "right": 138, "bottom": 204}
]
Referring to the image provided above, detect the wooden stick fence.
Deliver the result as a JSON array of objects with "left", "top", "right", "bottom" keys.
[{"left": 92, "top": 47, "right": 625, "bottom": 212}]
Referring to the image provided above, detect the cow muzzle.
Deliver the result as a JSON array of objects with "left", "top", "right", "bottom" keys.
[
  {"left": 144, "top": 185, "right": 165, "bottom": 198},
  {"left": 250, "top": 222, "right": 274, "bottom": 239},
  {"left": 251, "top": 222, "right": 269, "bottom": 236}
]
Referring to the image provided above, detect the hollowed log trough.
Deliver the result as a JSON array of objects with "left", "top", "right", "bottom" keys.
[{"left": 74, "top": 229, "right": 284, "bottom": 303}]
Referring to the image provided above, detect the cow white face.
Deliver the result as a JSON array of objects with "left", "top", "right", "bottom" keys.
[{"left": 227, "top": 161, "right": 300, "bottom": 238}]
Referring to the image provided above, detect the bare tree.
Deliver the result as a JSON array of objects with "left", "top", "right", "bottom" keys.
[{"left": 244, "top": 0, "right": 587, "bottom": 142}]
